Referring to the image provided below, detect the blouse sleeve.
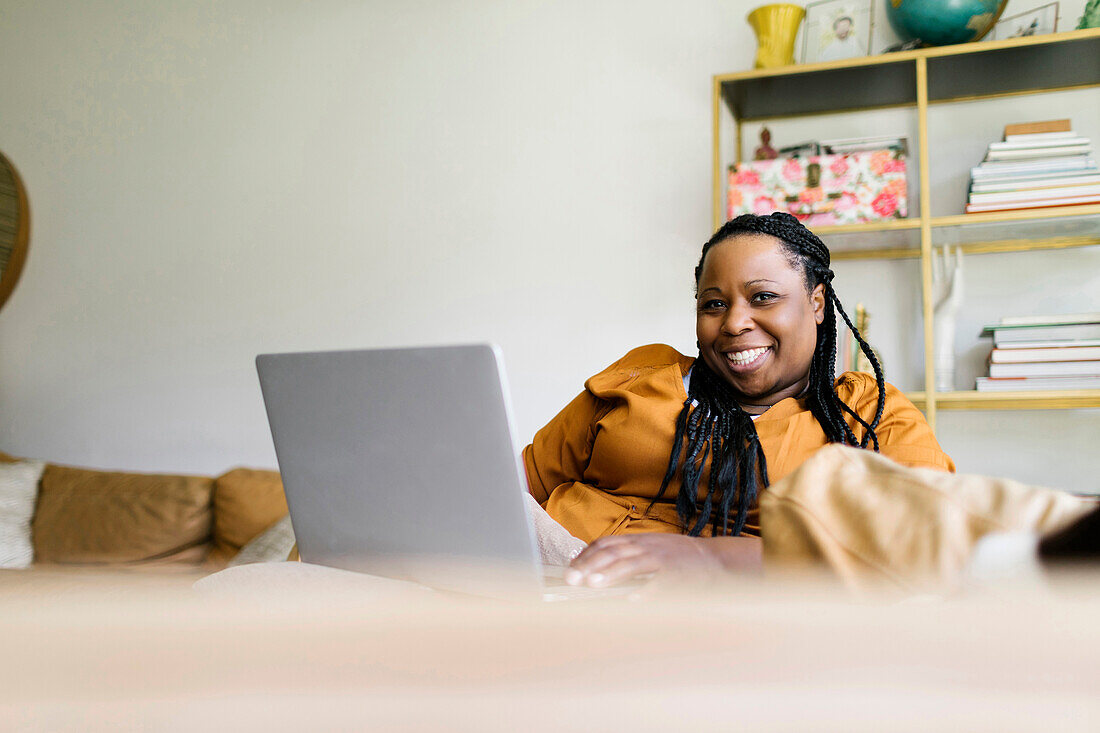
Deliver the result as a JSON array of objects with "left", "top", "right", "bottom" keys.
[
  {"left": 521, "top": 390, "right": 610, "bottom": 507},
  {"left": 845, "top": 376, "right": 956, "bottom": 473}
]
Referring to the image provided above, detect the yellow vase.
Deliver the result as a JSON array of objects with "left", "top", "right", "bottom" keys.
[{"left": 747, "top": 4, "right": 805, "bottom": 69}]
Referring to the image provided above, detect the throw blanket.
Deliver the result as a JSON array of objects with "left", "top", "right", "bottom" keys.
[{"left": 761, "top": 444, "right": 1095, "bottom": 593}]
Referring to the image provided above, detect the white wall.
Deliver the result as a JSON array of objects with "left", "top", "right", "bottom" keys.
[
  {"left": 0, "top": 1, "right": 1096, "bottom": 493},
  {"left": 0, "top": 0, "right": 746, "bottom": 473}
]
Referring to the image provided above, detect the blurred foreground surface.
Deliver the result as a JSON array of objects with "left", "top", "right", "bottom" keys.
[{"left": 1, "top": 563, "right": 1098, "bottom": 732}]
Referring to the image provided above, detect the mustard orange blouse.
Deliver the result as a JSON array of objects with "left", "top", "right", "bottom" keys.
[{"left": 522, "top": 344, "right": 954, "bottom": 543}]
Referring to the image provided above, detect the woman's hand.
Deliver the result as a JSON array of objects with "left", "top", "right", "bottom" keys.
[{"left": 563, "top": 533, "right": 762, "bottom": 587}]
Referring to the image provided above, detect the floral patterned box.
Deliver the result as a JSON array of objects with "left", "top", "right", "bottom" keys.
[{"left": 727, "top": 150, "right": 907, "bottom": 225}]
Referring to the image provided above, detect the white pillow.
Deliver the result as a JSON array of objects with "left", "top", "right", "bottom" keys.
[
  {"left": 228, "top": 514, "right": 296, "bottom": 567},
  {"left": 0, "top": 460, "right": 46, "bottom": 569}
]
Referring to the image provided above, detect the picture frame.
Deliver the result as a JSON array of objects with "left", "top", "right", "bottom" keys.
[
  {"left": 990, "top": 2, "right": 1059, "bottom": 40},
  {"left": 802, "top": 0, "right": 874, "bottom": 64}
]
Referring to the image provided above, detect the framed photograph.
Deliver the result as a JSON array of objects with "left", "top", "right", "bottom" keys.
[
  {"left": 802, "top": 0, "right": 874, "bottom": 64},
  {"left": 990, "top": 3, "right": 1059, "bottom": 40}
]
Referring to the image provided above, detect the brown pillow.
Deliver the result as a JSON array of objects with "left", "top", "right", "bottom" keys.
[
  {"left": 210, "top": 468, "right": 288, "bottom": 562},
  {"left": 0, "top": 450, "right": 20, "bottom": 463},
  {"left": 32, "top": 465, "right": 214, "bottom": 564}
]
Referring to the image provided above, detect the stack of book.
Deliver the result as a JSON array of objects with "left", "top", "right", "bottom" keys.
[
  {"left": 966, "top": 119, "right": 1099, "bottom": 214},
  {"left": 977, "top": 313, "right": 1100, "bottom": 392}
]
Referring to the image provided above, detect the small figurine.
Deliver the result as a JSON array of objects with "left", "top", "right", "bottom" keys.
[
  {"left": 754, "top": 127, "right": 779, "bottom": 160},
  {"left": 854, "top": 303, "right": 875, "bottom": 375}
]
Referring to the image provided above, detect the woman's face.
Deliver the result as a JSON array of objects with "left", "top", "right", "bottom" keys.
[{"left": 695, "top": 233, "right": 825, "bottom": 409}]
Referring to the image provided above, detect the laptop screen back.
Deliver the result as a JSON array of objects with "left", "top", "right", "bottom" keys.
[{"left": 256, "top": 344, "right": 542, "bottom": 594}]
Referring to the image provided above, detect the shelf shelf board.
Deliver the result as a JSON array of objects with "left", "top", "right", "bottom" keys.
[
  {"left": 926, "top": 33, "right": 1100, "bottom": 105},
  {"left": 933, "top": 206, "right": 1100, "bottom": 256},
  {"left": 933, "top": 204, "right": 1100, "bottom": 229},
  {"left": 814, "top": 219, "right": 922, "bottom": 234},
  {"left": 906, "top": 390, "right": 1100, "bottom": 411},
  {"left": 815, "top": 219, "right": 921, "bottom": 260},
  {"left": 821, "top": 207, "right": 1100, "bottom": 260},
  {"left": 716, "top": 27, "right": 1100, "bottom": 122}
]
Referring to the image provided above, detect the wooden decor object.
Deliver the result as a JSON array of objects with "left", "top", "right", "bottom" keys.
[{"left": 0, "top": 151, "right": 30, "bottom": 313}]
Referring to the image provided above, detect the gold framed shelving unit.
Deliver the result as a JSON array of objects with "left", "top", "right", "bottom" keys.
[{"left": 712, "top": 27, "right": 1100, "bottom": 428}]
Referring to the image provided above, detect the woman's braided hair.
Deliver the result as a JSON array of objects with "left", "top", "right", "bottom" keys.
[{"left": 652, "top": 211, "right": 886, "bottom": 537}]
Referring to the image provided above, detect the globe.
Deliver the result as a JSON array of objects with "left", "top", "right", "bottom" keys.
[{"left": 885, "top": 0, "right": 1008, "bottom": 46}]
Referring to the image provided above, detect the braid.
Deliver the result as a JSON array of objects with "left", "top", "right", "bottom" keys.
[
  {"left": 661, "top": 211, "right": 886, "bottom": 537},
  {"left": 650, "top": 358, "right": 768, "bottom": 538}
]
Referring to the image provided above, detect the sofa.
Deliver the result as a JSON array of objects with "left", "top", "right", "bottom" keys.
[{"left": 0, "top": 450, "right": 289, "bottom": 572}]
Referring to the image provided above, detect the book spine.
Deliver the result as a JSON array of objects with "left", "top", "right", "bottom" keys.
[
  {"left": 988, "top": 361, "right": 1100, "bottom": 378},
  {"left": 985, "top": 146, "right": 1091, "bottom": 161},
  {"left": 966, "top": 196, "right": 1100, "bottom": 214},
  {"left": 1003, "top": 119, "right": 1072, "bottom": 137},
  {"left": 970, "top": 174, "right": 1100, "bottom": 192},
  {"left": 994, "top": 338, "right": 1100, "bottom": 350},
  {"left": 970, "top": 157, "right": 1097, "bottom": 177},
  {"left": 1004, "top": 131, "right": 1077, "bottom": 143},
  {"left": 988, "top": 137, "right": 1090, "bottom": 151},
  {"left": 991, "top": 347, "right": 1100, "bottom": 363},
  {"left": 992, "top": 324, "right": 1100, "bottom": 345},
  {"left": 969, "top": 184, "right": 1100, "bottom": 204},
  {"left": 976, "top": 376, "right": 1100, "bottom": 391},
  {"left": 997, "top": 312, "right": 1100, "bottom": 327}
]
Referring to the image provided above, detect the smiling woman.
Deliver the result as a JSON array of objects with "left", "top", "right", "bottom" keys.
[
  {"left": 522, "top": 212, "right": 955, "bottom": 588},
  {"left": 695, "top": 233, "right": 825, "bottom": 412}
]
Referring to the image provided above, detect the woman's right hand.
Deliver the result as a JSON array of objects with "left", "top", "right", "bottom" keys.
[{"left": 563, "top": 533, "right": 762, "bottom": 587}]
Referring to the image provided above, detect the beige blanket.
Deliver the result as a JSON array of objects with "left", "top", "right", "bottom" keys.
[{"left": 761, "top": 444, "right": 1095, "bottom": 592}]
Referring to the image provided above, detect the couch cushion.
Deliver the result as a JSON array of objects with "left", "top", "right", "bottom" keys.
[
  {"left": 228, "top": 514, "right": 296, "bottom": 567},
  {"left": 210, "top": 468, "right": 288, "bottom": 562},
  {"left": 0, "top": 460, "right": 46, "bottom": 568},
  {"left": 32, "top": 465, "right": 214, "bottom": 565}
]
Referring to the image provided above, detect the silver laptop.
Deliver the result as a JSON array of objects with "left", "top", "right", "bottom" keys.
[{"left": 256, "top": 344, "right": 598, "bottom": 601}]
